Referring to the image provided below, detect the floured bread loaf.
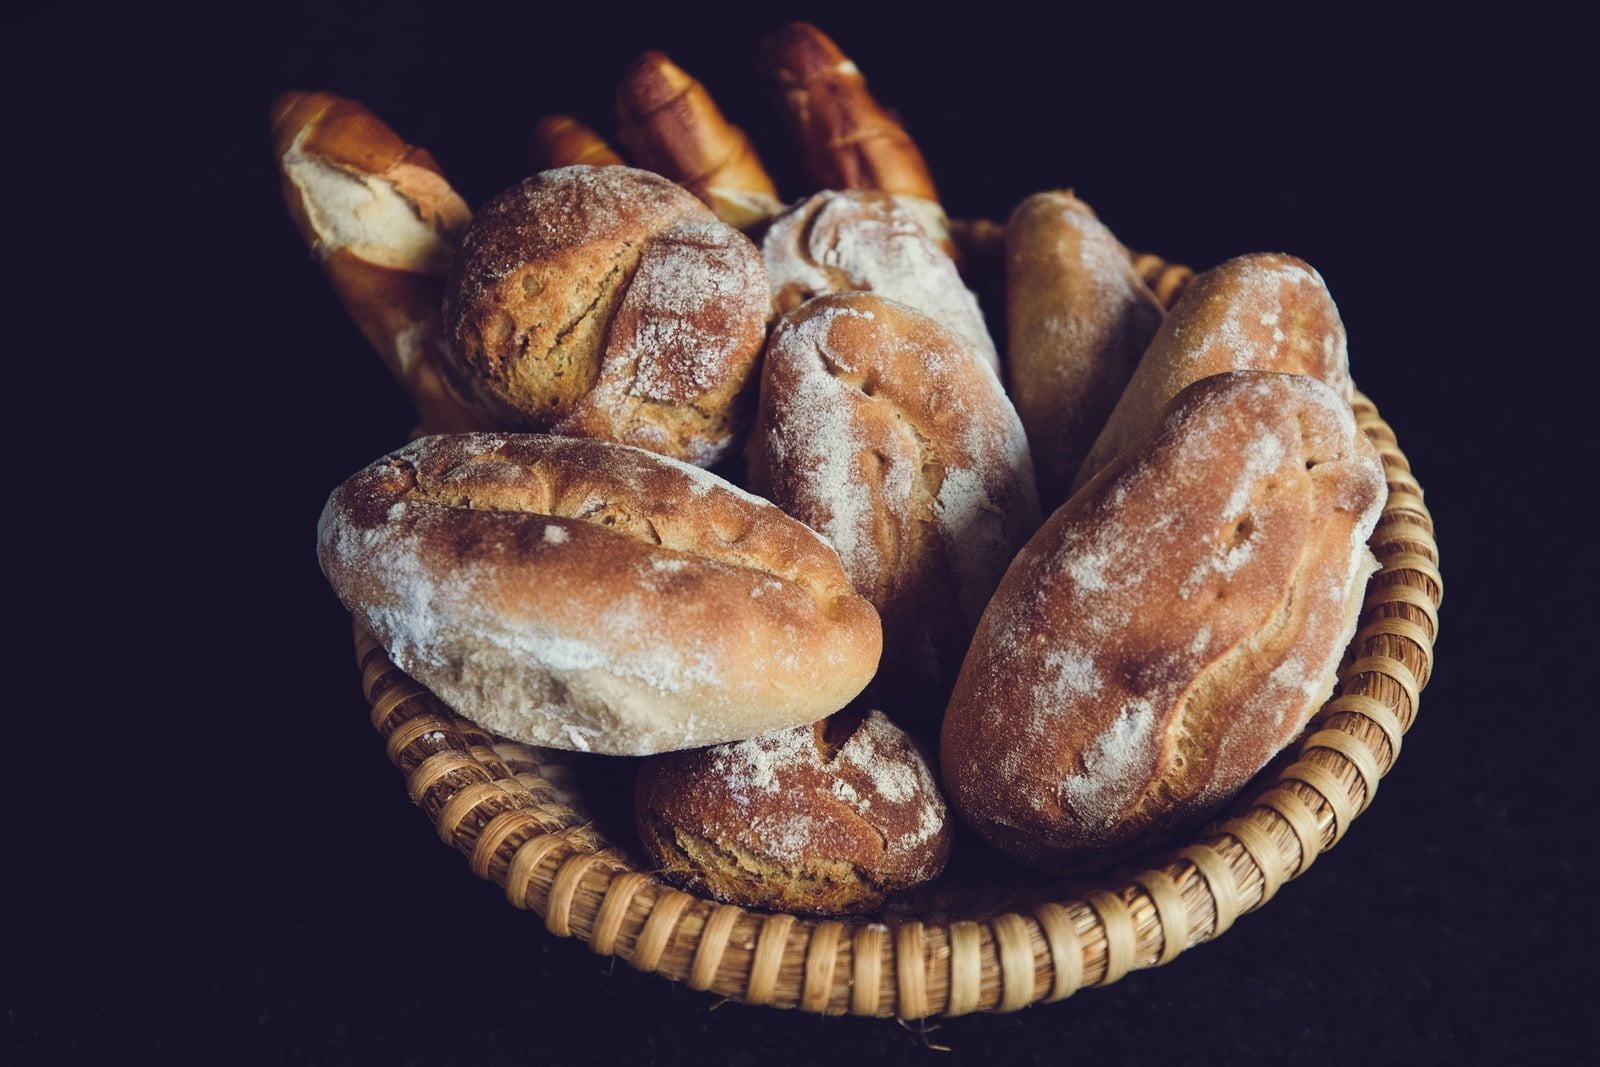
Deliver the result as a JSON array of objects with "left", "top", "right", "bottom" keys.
[
  {"left": 318, "top": 433, "right": 882, "bottom": 755},
  {"left": 748, "top": 293, "right": 1039, "bottom": 711},
  {"left": 941, "top": 371, "right": 1386, "bottom": 872},
  {"left": 1071, "top": 252, "right": 1351, "bottom": 492},
  {"left": 443, "top": 166, "right": 770, "bottom": 466},
  {"left": 636, "top": 709, "right": 952, "bottom": 913},
  {"left": 763, "top": 190, "right": 997, "bottom": 372},
  {"left": 271, "top": 91, "right": 499, "bottom": 432},
  {"left": 1005, "top": 191, "right": 1165, "bottom": 508}
]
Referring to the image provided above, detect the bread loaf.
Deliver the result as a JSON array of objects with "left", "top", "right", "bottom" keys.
[
  {"left": 636, "top": 709, "right": 951, "bottom": 913},
  {"left": 271, "top": 91, "right": 497, "bottom": 432},
  {"left": 442, "top": 166, "right": 770, "bottom": 466},
  {"left": 763, "top": 190, "right": 997, "bottom": 372},
  {"left": 749, "top": 294, "right": 1038, "bottom": 709},
  {"left": 1005, "top": 191, "right": 1165, "bottom": 508},
  {"left": 762, "top": 21, "right": 938, "bottom": 201},
  {"left": 1071, "top": 252, "right": 1351, "bottom": 492},
  {"left": 318, "top": 433, "right": 882, "bottom": 755},
  {"left": 615, "top": 51, "right": 784, "bottom": 231},
  {"left": 941, "top": 371, "right": 1385, "bottom": 872},
  {"left": 531, "top": 115, "right": 624, "bottom": 169}
]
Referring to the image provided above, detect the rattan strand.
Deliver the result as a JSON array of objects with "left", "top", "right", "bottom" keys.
[{"left": 351, "top": 389, "right": 1440, "bottom": 1017}]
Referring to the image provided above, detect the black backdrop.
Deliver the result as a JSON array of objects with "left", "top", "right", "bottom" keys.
[{"left": 6, "top": 2, "right": 1596, "bottom": 1063}]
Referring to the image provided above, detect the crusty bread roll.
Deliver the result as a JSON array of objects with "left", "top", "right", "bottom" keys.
[
  {"left": 763, "top": 190, "right": 997, "bottom": 373},
  {"left": 1006, "top": 191, "right": 1166, "bottom": 509},
  {"left": 318, "top": 433, "right": 882, "bottom": 755},
  {"left": 941, "top": 371, "right": 1386, "bottom": 872},
  {"left": 271, "top": 91, "right": 498, "bottom": 432},
  {"left": 762, "top": 21, "right": 938, "bottom": 202},
  {"left": 442, "top": 166, "right": 770, "bottom": 466},
  {"left": 531, "top": 115, "right": 624, "bottom": 169},
  {"left": 615, "top": 51, "right": 784, "bottom": 232},
  {"left": 1071, "top": 252, "right": 1351, "bottom": 492},
  {"left": 748, "top": 294, "right": 1039, "bottom": 708},
  {"left": 636, "top": 709, "right": 952, "bottom": 914}
]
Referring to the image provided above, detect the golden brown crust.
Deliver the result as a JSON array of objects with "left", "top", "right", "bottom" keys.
[
  {"left": 1130, "top": 251, "right": 1195, "bottom": 310},
  {"left": 531, "top": 114, "right": 624, "bottom": 169},
  {"left": 749, "top": 294, "right": 1038, "bottom": 712},
  {"left": 761, "top": 190, "right": 995, "bottom": 371},
  {"left": 615, "top": 52, "right": 783, "bottom": 231},
  {"left": 442, "top": 166, "right": 770, "bottom": 466},
  {"left": 318, "top": 433, "right": 883, "bottom": 755},
  {"left": 1072, "top": 252, "right": 1352, "bottom": 492},
  {"left": 271, "top": 91, "right": 496, "bottom": 432},
  {"left": 1005, "top": 191, "right": 1165, "bottom": 508},
  {"left": 762, "top": 22, "right": 938, "bottom": 201},
  {"left": 636, "top": 709, "right": 951, "bottom": 914},
  {"left": 940, "top": 371, "right": 1386, "bottom": 872}
]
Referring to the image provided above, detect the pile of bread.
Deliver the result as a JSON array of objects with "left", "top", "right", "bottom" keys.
[{"left": 285, "top": 23, "right": 1387, "bottom": 916}]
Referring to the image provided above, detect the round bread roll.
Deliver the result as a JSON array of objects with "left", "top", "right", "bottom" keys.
[
  {"left": 762, "top": 190, "right": 997, "bottom": 373},
  {"left": 1070, "top": 252, "right": 1351, "bottom": 492},
  {"left": 1005, "top": 191, "right": 1165, "bottom": 509},
  {"left": 941, "top": 371, "right": 1386, "bottom": 873},
  {"left": 442, "top": 166, "right": 770, "bottom": 466},
  {"left": 317, "top": 433, "right": 882, "bottom": 755},
  {"left": 747, "top": 293, "right": 1040, "bottom": 711},
  {"left": 636, "top": 709, "right": 952, "bottom": 914}
]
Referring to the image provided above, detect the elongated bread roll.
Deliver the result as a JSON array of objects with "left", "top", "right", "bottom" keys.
[
  {"left": 749, "top": 294, "right": 1038, "bottom": 708},
  {"left": 615, "top": 51, "right": 783, "bottom": 231},
  {"left": 443, "top": 166, "right": 770, "bottom": 466},
  {"left": 1071, "top": 252, "right": 1351, "bottom": 492},
  {"left": 762, "top": 21, "right": 938, "bottom": 201},
  {"left": 636, "top": 709, "right": 951, "bottom": 914},
  {"left": 531, "top": 115, "right": 624, "bottom": 169},
  {"left": 272, "top": 91, "right": 497, "bottom": 432},
  {"left": 318, "top": 433, "right": 882, "bottom": 755},
  {"left": 763, "top": 190, "right": 997, "bottom": 373},
  {"left": 941, "top": 371, "right": 1386, "bottom": 872},
  {"left": 1006, "top": 191, "right": 1165, "bottom": 508}
]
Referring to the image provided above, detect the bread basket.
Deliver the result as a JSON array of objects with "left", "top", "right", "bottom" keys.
[{"left": 349, "top": 374, "right": 1439, "bottom": 1018}]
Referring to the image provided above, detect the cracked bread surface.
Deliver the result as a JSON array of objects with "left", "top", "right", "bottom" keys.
[
  {"left": 749, "top": 293, "right": 1039, "bottom": 716},
  {"left": 1072, "top": 252, "right": 1353, "bottom": 492},
  {"left": 443, "top": 166, "right": 769, "bottom": 465},
  {"left": 636, "top": 709, "right": 951, "bottom": 914},
  {"left": 941, "top": 371, "right": 1386, "bottom": 873},
  {"left": 762, "top": 190, "right": 996, "bottom": 372},
  {"left": 318, "top": 433, "right": 882, "bottom": 755}
]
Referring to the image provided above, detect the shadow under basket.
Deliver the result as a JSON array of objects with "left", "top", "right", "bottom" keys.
[{"left": 353, "top": 389, "right": 1441, "bottom": 1018}]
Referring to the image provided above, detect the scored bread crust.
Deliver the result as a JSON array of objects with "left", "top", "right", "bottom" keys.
[
  {"left": 1071, "top": 252, "right": 1352, "bottom": 492},
  {"left": 317, "top": 433, "right": 882, "bottom": 755},
  {"left": 940, "top": 371, "right": 1386, "bottom": 873},
  {"left": 1005, "top": 191, "right": 1165, "bottom": 509},
  {"left": 442, "top": 166, "right": 770, "bottom": 466},
  {"left": 615, "top": 51, "right": 784, "bottom": 231},
  {"left": 635, "top": 710, "right": 952, "bottom": 914},
  {"left": 763, "top": 190, "right": 996, "bottom": 372},
  {"left": 748, "top": 293, "right": 1039, "bottom": 709},
  {"left": 762, "top": 21, "right": 939, "bottom": 202}
]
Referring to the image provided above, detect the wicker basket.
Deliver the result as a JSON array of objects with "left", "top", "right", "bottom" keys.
[{"left": 353, "top": 387, "right": 1439, "bottom": 1018}]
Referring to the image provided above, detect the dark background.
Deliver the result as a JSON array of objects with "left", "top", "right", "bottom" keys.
[{"left": 6, "top": 1, "right": 1596, "bottom": 1063}]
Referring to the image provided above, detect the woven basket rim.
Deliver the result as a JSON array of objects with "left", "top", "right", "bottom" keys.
[{"left": 354, "top": 387, "right": 1440, "bottom": 1018}]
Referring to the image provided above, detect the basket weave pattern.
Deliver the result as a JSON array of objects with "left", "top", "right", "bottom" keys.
[{"left": 354, "top": 390, "right": 1439, "bottom": 1017}]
